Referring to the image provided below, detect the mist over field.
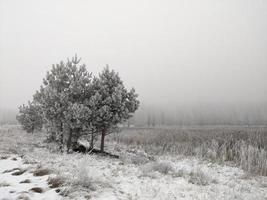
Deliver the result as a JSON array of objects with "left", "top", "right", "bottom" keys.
[
  {"left": 1, "top": 0, "right": 267, "bottom": 125},
  {"left": 0, "top": 1, "right": 267, "bottom": 200}
]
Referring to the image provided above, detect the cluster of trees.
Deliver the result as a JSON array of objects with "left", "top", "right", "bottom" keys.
[
  {"left": 17, "top": 55, "right": 139, "bottom": 152},
  {"left": 133, "top": 104, "right": 267, "bottom": 127}
]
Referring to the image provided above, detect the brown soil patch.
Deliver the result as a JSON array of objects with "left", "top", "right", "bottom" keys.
[
  {"left": 33, "top": 168, "right": 51, "bottom": 176},
  {"left": 0, "top": 181, "right": 10, "bottom": 187},
  {"left": 19, "top": 179, "right": 31, "bottom": 184},
  {"left": 12, "top": 169, "right": 27, "bottom": 176},
  {"left": 29, "top": 187, "right": 44, "bottom": 193},
  {"left": 16, "top": 193, "right": 30, "bottom": 200},
  {"left": 3, "top": 167, "right": 20, "bottom": 173},
  {"left": 47, "top": 176, "right": 65, "bottom": 188},
  {"left": 0, "top": 155, "right": 9, "bottom": 160}
]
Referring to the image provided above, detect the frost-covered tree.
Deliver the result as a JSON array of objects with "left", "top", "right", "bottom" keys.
[
  {"left": 34, "top": 55, "right": 93, "bottom": 150},
  {"left": 61, "top": 58, "right": 93, "bottom": 151},
  {"left": 91, "top": 67, "right": 139, "bottom": 152},
  {"left": 22, "top": 56, "right": 139, "bottom": 153},
  {"left": 34, "top": 61, "right": 70, "bottom": 145},
  {"left": 16, "top": 101, "right": 43, "bottom": 133}
]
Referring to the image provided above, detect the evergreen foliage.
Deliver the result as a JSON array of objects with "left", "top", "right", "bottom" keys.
[
  {"left": 16, "top": 101, "right": 43, "bottom": 133},
  {"left": 91, "top": 66, "right": 139, "bottom": 151},
  {"left": 17, "top": 55, "right": 139, "bottom": 152}
]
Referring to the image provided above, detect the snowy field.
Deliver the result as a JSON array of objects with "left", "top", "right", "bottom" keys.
[{"left": 0, "top": 126, "right": 266, "bottom": 200}]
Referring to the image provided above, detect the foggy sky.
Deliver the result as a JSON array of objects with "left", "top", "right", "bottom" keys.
[{"left": 1, "top": 0, "right": 267, "bottom": 111}]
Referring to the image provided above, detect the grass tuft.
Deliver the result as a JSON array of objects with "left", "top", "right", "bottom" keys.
[
  {"left": 188, "top": 167, "right": 216, "bottom": 186},
  {"left": 33, "top": 168, "right": 51, "bottom": 176},
  {"left": 47, "top": 175, "right": 65, "bottom": 188}
]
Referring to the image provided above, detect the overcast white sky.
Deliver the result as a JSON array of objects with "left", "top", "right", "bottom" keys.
[{"left": 0, "top": 0, "right": 267, "bottom": 111}]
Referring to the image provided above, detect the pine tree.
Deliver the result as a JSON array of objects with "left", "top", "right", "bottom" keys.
[
  {"left": 91, "top": 66, "right": 139, "bottom": 152},
  {"left": 20, "top": 56, "right": 140, "bottom": 153},
  {"left": 34, "top": 55, "right": 93, "bottom": 150},
  {"left": 16, "top": 101, "right": 43, "bottom": 133}
]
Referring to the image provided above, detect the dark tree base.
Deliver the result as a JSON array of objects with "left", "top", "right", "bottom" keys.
[
  {"left": 72, "top": 144, "right": 119, "bottom": 159},
  {"left": 89, "top": 148, "right": 119, "bottom": 159},
  {"left": 72, "top": 144, "right": 87, "bottom": 153}
]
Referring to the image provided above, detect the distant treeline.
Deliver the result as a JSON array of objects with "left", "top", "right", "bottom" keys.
[
  {"left": 0, "top": 109, "right": 18, "bottom": 125},
  {"left": 127, "top": 103, "right": 267, "bottom": 127},
  {"left": 2, "top": 103, "right": 267, "bottom": 127}
]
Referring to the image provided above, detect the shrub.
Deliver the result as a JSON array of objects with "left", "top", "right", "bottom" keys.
[
  {"left": 174, "top": 168, "right": 187, "bottom": 178},
  {"left": 152, "top": 161, "right": 174, "bottom": 174},
  {"left": 16, "top": 101, "right": 43, "bottom": 133},
  {"left": 47, "top": 175, "right": 65, "bottom": 188},
  {"left": 240, "top": 143, "right": 267, "bottom": 176},
  {"left": 71, "top": 159, "right": 98, "bottom": 191},
  {"left": 188, "top": 167, "right": 211, "bottom": 186},
  {"left": 142, "top": 161, "right": 174, "bottom": 176},
  {"left": 130, "top": 154, "right": 149, "bottom": 165},
  {"left": 33, "top": 168, "right": 51, "bottom": 176}
]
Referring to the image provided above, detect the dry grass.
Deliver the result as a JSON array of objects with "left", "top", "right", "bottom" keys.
[
  {"left": 72, "top": 163, "right": 96, "bottom": 190},
  {"left": 151, "top": 161, "right": 174, "bottom": 174},
  {"left": 0, "top": 125, "right": 266, "bottom": 177},
  {"left": 47, "top": 175, "right": 65, "bottom": 188},
  {"left": 142, "top": 161, "right": 174, "bottom": 177},
  {"left": 188, "top": 167, "right": 212, "bottom": 186},
  {"left": 33, "top": 168, "right": 51, "bottom": 176},
  {"left": 129, "top": 154, "right": 150, "bottom": 165},
  {"left": 110, "top": 126, "right": 267, "bottom": 176}
]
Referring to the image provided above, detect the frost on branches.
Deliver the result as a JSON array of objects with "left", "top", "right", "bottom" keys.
[
  {"left": 17, "top": 55, "right": 139, "bottom": 152},
  {"left": 16, "top": 101, "right": 43, "bottom": 133}
]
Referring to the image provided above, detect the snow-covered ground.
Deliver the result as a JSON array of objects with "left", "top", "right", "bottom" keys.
[
  {"left": 0, "top": 156, "right": 61, "bottom": 200},
  {"left": 0, "top": 127, "right": 266, "bottom": 200}
]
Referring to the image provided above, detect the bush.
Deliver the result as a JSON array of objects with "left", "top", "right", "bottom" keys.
[
  {"left": 142, "top": 161, "right": 174, "bottom": 176},
  {"left": 73, "top": 164, "right": 95, "bottom": 190},
  {"left": 47, "top": 175, "right": 65, "bottom": 188},
  {"left": 188, "top": 167, "right": 211, "bottom": 186},
  {"left": 69, "top": 158, "right": 106, "bottom": 191},
  {"left": 130, "top": 154, "right": 150, "bottom": 165},
  {"left": 33, "top": 168, "right": 51, "bottom": 176}
]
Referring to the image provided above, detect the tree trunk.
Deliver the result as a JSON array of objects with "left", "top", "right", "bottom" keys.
[
  {"left": 100, "top": 129, "right": 106, "bottom": 153},
  {"left": 89, "top": 133, "right": 94, "bottom": 151},
  {"left": 72, "top": 128, "right": 80, "bottom": 149},
  {"left": 60, "top": 122, "right": 63, "bottom": 144},
  {"left": 59, "top": 122, "right": 64, "bottom": 152},
  {"left": 67, "top": 129, "right": 73, "bottom": 153}
]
